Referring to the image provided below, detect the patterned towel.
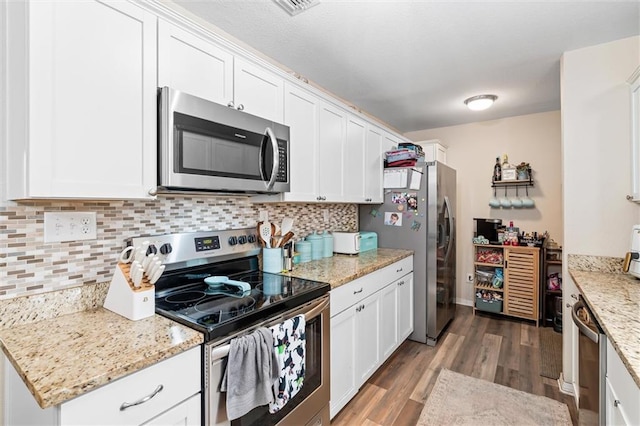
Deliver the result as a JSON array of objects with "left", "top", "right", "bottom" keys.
[{"left": 269, "top": 314, "right": 306, "bottom": 413}]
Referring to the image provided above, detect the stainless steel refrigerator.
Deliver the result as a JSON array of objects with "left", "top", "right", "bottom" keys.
[{"left": 359, "top": 161, "right": 456, "bottom": 346}]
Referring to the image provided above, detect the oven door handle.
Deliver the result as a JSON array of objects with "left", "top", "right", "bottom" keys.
[{"left": 210, "top": 294, "right": 329, "bottom": 361}]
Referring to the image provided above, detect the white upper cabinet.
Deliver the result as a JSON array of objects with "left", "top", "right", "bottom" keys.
[
  {"left": 282, "top": 82, "right": 320, "bottom": 202},
  {"left": 158, "top": 20, "right": 233, "bottom": 106},
  {"left": 317, "top": 101, "right": 347, "bottom": 202},
  {"left": 158, "top": 20, "right": 283, "bottom": 123},
  {"left": 233, "top": 57, "right": 284, "bottom": 123},
  {"left": 628, "top": 66, "right": 640, "bottom": 202},
  {"left": 364, "top": 126, "right": 384, "bottom": 203},
  {"left": 6, "top": 0, "right": 157, "bottom": 199},
  {"left": 343, "top": 116, "right": 367, "bottom": 202}
]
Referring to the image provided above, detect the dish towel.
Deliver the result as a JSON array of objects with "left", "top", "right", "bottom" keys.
[
  {"left": 220, "top": 327, "right": 279, "bottom": 420},
  {"left": 269, "top": 314, "right": 306, "bottom": 413}
]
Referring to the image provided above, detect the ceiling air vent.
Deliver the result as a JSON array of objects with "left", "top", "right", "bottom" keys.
[{"left": 273, "top": 0, "right": 319, "bottom": 16}]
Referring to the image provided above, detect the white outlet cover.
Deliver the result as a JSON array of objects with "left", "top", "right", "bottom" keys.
[{"left": 44, "top": 212, "right": 97, "bottom": 243}]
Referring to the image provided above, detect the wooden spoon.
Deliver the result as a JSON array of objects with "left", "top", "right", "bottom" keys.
[{"left": 279, "top": 231, "right": 295, "bottom": 248}]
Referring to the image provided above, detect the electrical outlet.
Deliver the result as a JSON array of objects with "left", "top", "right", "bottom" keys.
[
  {"left": 259, "top": 210, "right": 269, "bottom": 222},
  {"left": 322, "top": 209, "right": 330, "bottom": 222},
  {"left": 44, "top": 212, "right": 97, "bottom": 243},
  {"left": 466, "top": 273, "right": 474, "bottom": 283}
]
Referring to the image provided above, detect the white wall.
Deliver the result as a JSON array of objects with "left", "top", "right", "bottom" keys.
[
  {"left": 405, "top": 111, "right": 563, "bottom": 305},
  {"left": 561, "top": 35, "right": 640, "bottom": 389}
]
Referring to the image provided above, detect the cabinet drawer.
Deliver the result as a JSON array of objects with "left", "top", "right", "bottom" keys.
[
  {"left": 330, "top": 256, "right": 413, "bottom": 316},
  {"left": 606, "top": 341, "right": 640, "bottom": 425},
  {"left": 60, "top": 346, "right": 201, "bottom": 425}
]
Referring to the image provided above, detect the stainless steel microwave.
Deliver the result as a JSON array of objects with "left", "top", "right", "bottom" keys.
[{"left": 157, "top": 87, "right": 290, "bottom": 194}]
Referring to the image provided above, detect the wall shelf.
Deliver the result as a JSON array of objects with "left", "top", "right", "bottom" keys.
[{"left": 491, "top": 178, "right": 534, "bottom": 188}]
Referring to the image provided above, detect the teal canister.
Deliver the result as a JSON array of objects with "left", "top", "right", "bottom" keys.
[
  {"left": 306, "top": 232, "right": 324, "bottom": 261},
  {"left": 296, "top": 240, "right": 312, "bottom": 263},
  {"left": 322, "top": 231, "right": 333, "bottom": 258}
]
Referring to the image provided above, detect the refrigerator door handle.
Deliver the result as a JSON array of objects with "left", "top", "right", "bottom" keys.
[{"left": 444, "top": 195, "right": 454, "bottom": 262}]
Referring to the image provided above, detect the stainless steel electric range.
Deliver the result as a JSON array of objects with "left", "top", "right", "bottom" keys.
[{"left": 128, "top": 228, "right": 331, "bottom": 426}]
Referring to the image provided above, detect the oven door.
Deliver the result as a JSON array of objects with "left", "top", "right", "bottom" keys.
[
  {"left": 158, "top": 87, "right": 290, "bottom": 193},
  {"left": 206, "top": 295, "right": 330, "bottom": 426}
]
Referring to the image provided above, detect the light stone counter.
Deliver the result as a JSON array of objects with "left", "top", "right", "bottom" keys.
[
  {"left": 0, "top": 308, "right": 203, "bottom": 409},
  {"left": 568, "top": 257, "right": 640, "bottom": 388},
  {"left": 284, "top": 248, "right": 414, "bottom": 288}
]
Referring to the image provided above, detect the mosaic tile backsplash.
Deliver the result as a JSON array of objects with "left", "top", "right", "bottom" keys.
[{"left": 0, "top": 196, "right": 358, "bottom": 299}]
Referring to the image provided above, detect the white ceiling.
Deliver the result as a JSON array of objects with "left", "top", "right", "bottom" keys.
[{"left": 170, "top": 0, "right": 639, "bottom": 133}]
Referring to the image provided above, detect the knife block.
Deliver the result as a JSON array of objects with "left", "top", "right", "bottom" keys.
[{"left": 103, "top": 263, "right": 155, "bottom": 321}]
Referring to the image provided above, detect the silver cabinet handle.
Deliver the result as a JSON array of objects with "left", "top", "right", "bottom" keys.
[
  {"left": 236, "top": 104, "right": 244, "bottom": 111},
  {"left": 120, "top": 384, "right": 163, "bottom": 411},
  {"left": 361, "top": 304, "right": 365, "bottom": 310},
  {"left": 614, "top": 399, "right": 621, "bottom": 407},
  {"left": 227, "top": 101, "right": 235, "bottom": 108},
  {"left": 356, "top": 305, "right": 362, "bottom": 312},
  {"left": 571, "top": 294, "right": 578, "bottom": 300},
  {"left": 396, "top": 267, "right": 403, "bottom": 273},
  {"left": 398, "top": 280, "right": 405, "bottom": 286},
  {"left": 353, "top": 288, "right": 363, "bottom": 294}
]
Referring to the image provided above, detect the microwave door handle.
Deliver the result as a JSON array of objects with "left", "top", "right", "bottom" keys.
[{"left": 264, "top": 127, "right": 279, "bottom": 191}]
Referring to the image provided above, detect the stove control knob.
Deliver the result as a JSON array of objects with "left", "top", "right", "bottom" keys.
[
  {"left": 228, "top": 236, "right": 238, "bottom": 246},
  {"left": 159, "top": 243, "right": 172, "bottom": 255},
  {"left": 247, "top": 234, "right": 257, "bottom": 243},
  {"left": 146, "top": 244, "right": 158, "bottom": 255},
  {"left": 238, "top": 235, "right": 247, "bottom": 245}
]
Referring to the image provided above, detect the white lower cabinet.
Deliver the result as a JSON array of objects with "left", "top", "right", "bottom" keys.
[
  {"left": 5, "top": 347, "right": 202, "bottom": 426},
  {"left": 329, "top": 257, "right": 414, "bottom": 419},
  {"left": 605, "top": 340, "right": 640, "bottom": 425}
]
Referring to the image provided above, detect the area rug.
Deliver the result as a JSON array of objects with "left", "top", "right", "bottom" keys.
[
  {"left": 539, "top": 326, "right": 563, "bottom": 379},
  {"left": 417, "top": 369, "right": 571, "bottom": 425}
]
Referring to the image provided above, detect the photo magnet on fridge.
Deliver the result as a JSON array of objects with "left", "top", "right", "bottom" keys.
[{"left": 384, "top": 212, "right": 402, "bottom": 226}]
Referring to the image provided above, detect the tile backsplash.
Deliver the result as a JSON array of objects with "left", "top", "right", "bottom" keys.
[{"left": 0, "top": 196, "right": 357, "bottom": 299}]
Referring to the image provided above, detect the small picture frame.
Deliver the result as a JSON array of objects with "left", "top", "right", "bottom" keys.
[{"left": 502, "top": 167, "right": 517, "bottom": 181}]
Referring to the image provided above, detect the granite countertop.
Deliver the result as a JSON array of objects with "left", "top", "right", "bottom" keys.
[
  {"left": 284, "top": 248, "right": 414, "bottom": 288},
  {"left": 568, "top": 268, "right": 640, "bottom": 388},
  {"left": 0, "top": 309, "right": 203, "bottom": 409}
]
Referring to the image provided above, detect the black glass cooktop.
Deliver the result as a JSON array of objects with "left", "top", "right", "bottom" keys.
[{"left": 154, "top": 257, "right": 330, "bottom": 342}]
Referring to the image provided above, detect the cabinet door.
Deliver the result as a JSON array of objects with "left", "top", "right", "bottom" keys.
[
  {"left": 233, "top": 57, "right": 284, "bottom": 123},
  {"left": 397, "top": 273, "right": 414, "bottom": 342},
  {"left": 282, "top": 83, "right": 319, "bottom": 202},
  {"left": 157, "top": 20, "right": 233, "bottom": 106},
  {"left": 382, "top": 132, "right": 399, "bottom": 153},
  {"left": 629, "top": 67, "right": 640, "bottom": 202},
  {"left": 144, "top": 393, "right": 201, "bottom": 426},
  {"left": 364, "top": 125, "right": 384, "bottom": 203},
  {"left": 22, "top": 0, "right": 157, "bottom": 199},
  {"left": 343, "top": 116, "right": 367, "bottom": 202},
  {"left": 379, "top": 281, "right": 398, "bottom": 360},
  {"left": 356, "top": 292, "right": 380, "bottom": 384},
  {"left": 317, "top": 101, "right": 346, "bottom": 201},
  {"left": 330, "top": 306, "right": 358, "bottom": 419},
  {"left": 504, "top": 248, "right": 539, "bottom": 320}
]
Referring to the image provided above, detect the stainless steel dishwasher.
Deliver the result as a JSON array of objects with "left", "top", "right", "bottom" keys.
[{"left": 571, "top": 295, "right": 606, "bottom": 426}]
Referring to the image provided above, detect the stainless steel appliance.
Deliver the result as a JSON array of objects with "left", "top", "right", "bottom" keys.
[
  {"left": 157, "top": 87, "right": 290, "bottom": 194},
  {"left": 131, "top": 229, "right": 330, "bottom": 425},
  {"left": 572, "top": 296, "right": 606, "bottom": 426},
  {"left": 359, "top": 161, "right": 456, "bottom": 346}
]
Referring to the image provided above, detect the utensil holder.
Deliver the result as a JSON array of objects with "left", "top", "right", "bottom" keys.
[
  {"left": 262, "top": 248, "right": 283, "bottom": 273},
  {"left": 103, "top": 263, "right": 155, "bottom": 321}
]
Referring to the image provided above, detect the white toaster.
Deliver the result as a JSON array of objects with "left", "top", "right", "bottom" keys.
[
  {"left": 624, "top": 224, "right": 640, "bottom": 279},
  {"left": 332, "top": 232, "right": 360, "bottom": 255}
]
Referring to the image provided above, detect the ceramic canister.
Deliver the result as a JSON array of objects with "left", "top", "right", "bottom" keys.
[
  {"left": 306, "top": 233, "right": 324, "bottom": 260},
  {"left": 322, "top": 231, "right": 333, "bottom": 258}
]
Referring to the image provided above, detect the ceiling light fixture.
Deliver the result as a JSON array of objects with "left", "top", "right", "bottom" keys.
[
  {"left": 273, "top": 0, "right": 320, "bottom": 16},
  {"left": 464, "top": 94, "right": 498, "bottom": 111}
]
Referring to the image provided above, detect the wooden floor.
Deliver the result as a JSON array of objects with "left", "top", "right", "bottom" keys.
[{"left": 331, "top": 305, "right": 577, "bottom": 425}]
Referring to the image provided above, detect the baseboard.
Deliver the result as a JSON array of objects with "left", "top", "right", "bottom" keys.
[
  {"left": 455, "top": 298, "right": 473, "bottom": 307},
  {"left": 557, "top": 372, "right": 575, "bottom": 396}
]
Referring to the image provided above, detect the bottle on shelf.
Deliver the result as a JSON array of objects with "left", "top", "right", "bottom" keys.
[
  {"left": 502, "top": 154, "right": 509, "bottom": 168},
  {"left": 493, "top": 157, "right": 502, "bottom": 181}
]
